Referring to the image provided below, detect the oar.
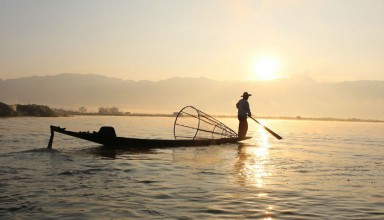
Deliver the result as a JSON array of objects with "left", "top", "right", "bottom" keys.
[{"left": 249, "top": 116, "right": 283, "bottom": 140}]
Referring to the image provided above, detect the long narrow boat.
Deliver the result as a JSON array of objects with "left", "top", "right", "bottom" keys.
[
  {"left": 47, "top": 125, "right": 247, "bottom": 149},
  {"left": 47, "top": 106, "right": 249, "bottom": 149}
]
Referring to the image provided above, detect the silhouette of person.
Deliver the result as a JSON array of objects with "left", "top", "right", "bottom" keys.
[{"left": 236, "top": 92, "right": 252, "bottom": 139}]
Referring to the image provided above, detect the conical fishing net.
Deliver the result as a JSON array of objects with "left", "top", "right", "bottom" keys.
[{"left": 173, "top": 106, "right": 238, "bottom": 140}]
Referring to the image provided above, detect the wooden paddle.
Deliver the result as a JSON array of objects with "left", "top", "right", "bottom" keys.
[{"left": 249, "top": 116, "right": 283, "bottom": 140}]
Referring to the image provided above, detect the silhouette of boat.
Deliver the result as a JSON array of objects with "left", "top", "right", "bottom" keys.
[
  {"left": 47, "top": 106, "right": 249, "bottom": 149},
  {"left": 47, "top": 125, "right": 247, "bottom": 149}
]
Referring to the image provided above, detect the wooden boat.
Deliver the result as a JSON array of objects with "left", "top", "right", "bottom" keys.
[
  {"left": 47, "top": 125, "right": 248, "bottom": 149},
  {"left": 47, "top": 106, "right": 250, "bottom": 149}
]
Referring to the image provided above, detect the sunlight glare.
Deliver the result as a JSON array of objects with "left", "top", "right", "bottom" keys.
[
  {"left": 254, "top": 58, "right": 278, "bottom": 81},
  {"left": 235, "top": 125, "right": 271, "bottom": 188}
]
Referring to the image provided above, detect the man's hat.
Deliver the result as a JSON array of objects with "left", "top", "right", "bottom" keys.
[{"left": 241, "top": 92, "right": 251, "bottom": 97}]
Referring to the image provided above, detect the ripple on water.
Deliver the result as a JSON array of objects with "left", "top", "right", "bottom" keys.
[{"left": 1, "top": 118, "right": 384, "bottom": 219}]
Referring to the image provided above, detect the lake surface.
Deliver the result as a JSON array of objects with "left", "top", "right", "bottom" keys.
[{"left": 1, "top": 116, "right": 383, "bottom": 219}]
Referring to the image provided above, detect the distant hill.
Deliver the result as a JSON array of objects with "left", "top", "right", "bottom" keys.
[{"left": 1, "top": 73, "right": 384, "bottom": 120}]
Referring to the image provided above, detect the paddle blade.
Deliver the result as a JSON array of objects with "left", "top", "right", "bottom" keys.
[
  {"left": 261, "top": 124, "right": 283, "bottom": 140},
  {"left": 250, "top": 117, "right": 283, "bottom": 140}
]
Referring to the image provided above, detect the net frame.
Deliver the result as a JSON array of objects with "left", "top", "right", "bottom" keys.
[{"left": 173, "top": 106, "right": 238, "bottom": 140}]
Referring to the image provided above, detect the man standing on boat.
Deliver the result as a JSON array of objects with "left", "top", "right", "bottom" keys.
[{"left": 236, "top": 92, "right": 252, "bottom": 140}]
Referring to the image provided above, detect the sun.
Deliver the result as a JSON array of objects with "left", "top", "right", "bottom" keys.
[{"left": 253, "top": 58, "right": 279, "bottom": 81}]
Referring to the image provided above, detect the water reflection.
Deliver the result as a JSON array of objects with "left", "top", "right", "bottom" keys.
[
  {"left": 80, "top": 146, "right": 156, "bottom": 159},
  {"left": 235, "top": 125, "right": 272, "bottom": 188}
]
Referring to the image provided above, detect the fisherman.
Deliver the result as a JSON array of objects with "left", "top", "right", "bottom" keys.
[{"left": 236, "top": 92, "right": 252, "bottom": 139}]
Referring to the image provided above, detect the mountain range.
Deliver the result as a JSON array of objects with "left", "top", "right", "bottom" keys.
[{"left": 1, "top": 73, "right": 384, "bottom": 120}]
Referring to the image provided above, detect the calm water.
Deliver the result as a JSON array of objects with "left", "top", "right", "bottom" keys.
[{"left": 1, "top": 116, "right": 383, "bottom": 219}]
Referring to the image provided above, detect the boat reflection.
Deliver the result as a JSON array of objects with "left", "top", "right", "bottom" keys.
[
  {"left": 235, "top": 125, "right": 272, "bottom": 188},
  {"left": 80, "top": 146, "right": 157, "bottom": 159}
]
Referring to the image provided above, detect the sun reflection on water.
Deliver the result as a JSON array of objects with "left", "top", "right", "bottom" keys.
[
  {"left": 235, "top": 124, "right": 275, "bottom": 218},
  {"left": 235, "top": 123, "right": 272, "bottom": 188}
]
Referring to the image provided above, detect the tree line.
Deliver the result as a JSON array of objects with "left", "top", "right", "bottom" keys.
[
  {"left": 77, "top": 106, "right": 125, "bottom": 115},
  {"left": 0, "top": 102, "right": 128, "bottom": 117},
  {"left": 0, "top": 102, "right": 55, "bottom": 117}
]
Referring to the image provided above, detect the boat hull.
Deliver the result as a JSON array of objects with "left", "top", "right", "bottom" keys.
[{"left": 48, "top": 125, "right": 246, "bottom": 149}]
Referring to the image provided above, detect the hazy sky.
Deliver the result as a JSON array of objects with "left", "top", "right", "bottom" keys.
[{"left": 1, "top": 0, "right": 384, "bottom": 82}]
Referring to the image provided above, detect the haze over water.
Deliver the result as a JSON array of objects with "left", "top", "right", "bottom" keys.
[{"left": 1, "top": 116, "right": 383, "bottom": 219}]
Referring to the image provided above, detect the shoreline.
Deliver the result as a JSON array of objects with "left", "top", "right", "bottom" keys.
[
  {"left": 78, "top": 113, "right": 384, "bottom": 123},
  {"left": 2, "top": 113, "right": 383, "bottom": 123},
  {"left": 2, "top": 102, "right": 383, "bottom": 123}
]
